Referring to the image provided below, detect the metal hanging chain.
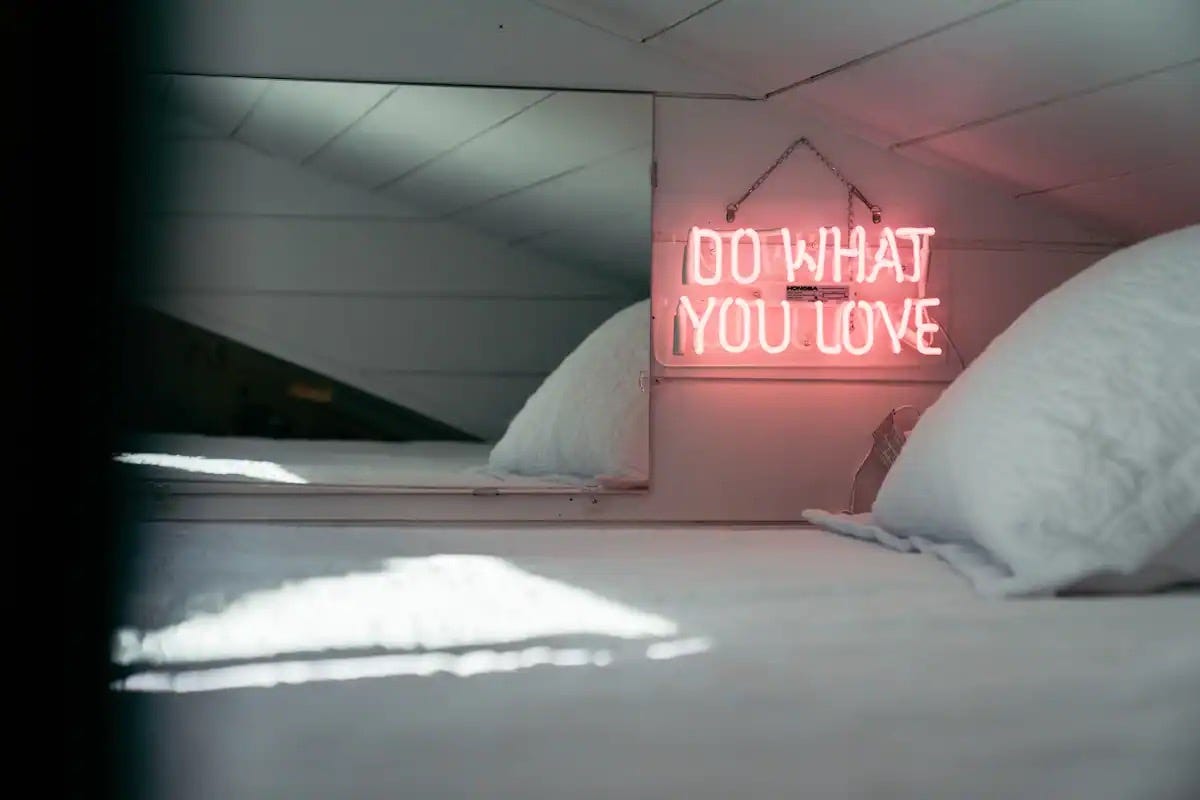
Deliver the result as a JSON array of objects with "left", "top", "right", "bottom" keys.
[
  {"left": 725, "top": 136, "right": 882, "bottom": 225},
  {"left": 724, "top": 137, "right": 810, "bottom": 223}
]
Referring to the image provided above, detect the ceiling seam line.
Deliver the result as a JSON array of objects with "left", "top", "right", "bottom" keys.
[
  {"left": 300, "top": 86, "right": 400, "bottom": 166},
  {"left": 505, "top": 207, "right": 646, "bottom": 247},
  {"left": 892, "top": 56, "right": 1200, "bottom": 149},
  {"left": 640, "top": 0, "right": 729, "bottom": 43},
  {"left": 148, "top": 72, "right": 760, "bottom": 101},
  {"left": 522, "top": 0, "right": 642, "bottom": 43},
  {"left": 762, "top": 0, "right": 1024, "bottom": 100},
  {"left": 1012, "top": 158, "right": 1198, "bottom": 199},
  {"left": 523, "top": 0, "right": 762, "bottom": 97},
  {"left": 215, "top": 122, "right": 348, "bottom": 168},
  {"left": 370, "top": 92, "right": 558, "bottom": 193},
  {"left": 442, "top": 142, "right": 651, "bottom": 221},
  {"left": 655, "top": 91, "right": 760, "bottom": 100},
  {"left": 229, "top": 79, "right": 274, "bottom": 137}
]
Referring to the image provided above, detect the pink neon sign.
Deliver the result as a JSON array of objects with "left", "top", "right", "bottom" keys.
[{"left": 672, "top": 226, "right": 941, "bottom": 360}]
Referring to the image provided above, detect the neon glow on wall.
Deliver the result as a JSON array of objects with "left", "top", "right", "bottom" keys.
[{"left": 670, "top": 226, "right": 941, "bottom": 362}]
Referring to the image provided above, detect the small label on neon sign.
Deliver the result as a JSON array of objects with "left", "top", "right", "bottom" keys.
[{"left": 787, "top": 285, "right": 849, "bottom": 302}]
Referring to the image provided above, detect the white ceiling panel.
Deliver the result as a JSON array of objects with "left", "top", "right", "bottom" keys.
[
  {"left": 533, "top": 0, "right": 717, "bottom": 41},
  {"left": 1033, "top": 158, "right": 1200, "bottom": 239},
  {"left": 522, "top": 212, "right": 650, "bottom": 282},
  {"left": 150, "top": 110, "right": 222, "bottom": 140},
  {"left": 162, "top": 140, "right": 426, "bottom": 218},
  {"left": 454, "top": 147, "right": 650, "bottom": 241},
  {"left": 153, "top": 75, "right": 653, "bottom": 279},
  {"left": 382, "top": 92, "right": 652, "bottom": 215},
  {"left": 309, "top": 85, "right": 550, "bottom": 189},
  {"left": 168, "top": 75, "right": 271, "bottom": 135},
  {"left": 650, "top": 0, "right": 999, "bottom": 95},
  {"left": 221, "top": 295, "right": 622, "bottom": 373},
  {"left": 909, "top": 61, "right": 1200, "bottom": 192},
  {"left": 235, "top": 80, "right": 393, "bottom": 161},
  {"left": 161, "top": 0, "right": 752, "bottom": 95},
  {"left": 792, "top": 0, "right": 1200, "bottom": 144}
]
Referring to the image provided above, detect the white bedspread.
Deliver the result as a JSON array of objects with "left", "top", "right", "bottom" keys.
[
  {"left": 117, "top": 523, "right": 1200, "bottom": 800},
  {"left": 803, "top": 509, "right": 1200, "bottom": 596}
]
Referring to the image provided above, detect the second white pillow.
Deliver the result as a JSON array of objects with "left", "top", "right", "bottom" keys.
[{"left": 872, "top": 225, "right": 1200, "bottom": 595}]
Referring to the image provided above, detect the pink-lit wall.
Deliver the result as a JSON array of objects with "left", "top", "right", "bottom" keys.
[{"left": 636, "top": 96, "right": 1112, "bottom": 519}]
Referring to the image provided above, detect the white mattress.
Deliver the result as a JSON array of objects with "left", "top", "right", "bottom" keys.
[
  {"left": 114, "top": 524, "right": 1200, "bottom": 799},
  {"left": 115, "top": 433, "right": 629, "bottom": 489}
]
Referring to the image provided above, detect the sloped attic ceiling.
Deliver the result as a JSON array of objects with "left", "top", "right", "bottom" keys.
[
  {"left": 158, "top": 0, "right": 1199, "bottom": 243},
  {"left": 149, "top": 75, "right": 653, "bottom": 289},
  {"left": 545, "top": 0, "right": 1200, "bottom": 241}
]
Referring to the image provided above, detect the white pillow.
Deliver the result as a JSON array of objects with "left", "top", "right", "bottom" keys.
[
  {"left": 488, "top": 299, "right": 649, "bottom": 482},
  {"left": 872, "top": 224, "right": 1200, "bottom": 595}
]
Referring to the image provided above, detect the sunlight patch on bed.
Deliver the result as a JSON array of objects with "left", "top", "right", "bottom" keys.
[
  {"left": 112, "top": 555, "right": 709, "bottom": 693},
  {"left": 114, "top": 554, "right": 680, "bottom": 666},
  {"left": 113, "top": 645, "right": 618, "bottom": 693},
  {"left": 646, "top": 637, "right": 713, "bottom": 660},
  {"left": 114, "top": 452, "right": 308, "bottom": 484}
]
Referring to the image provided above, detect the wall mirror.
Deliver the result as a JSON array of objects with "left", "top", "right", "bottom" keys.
[{"left": 117, "top": 76, "right": 652, "bottom": 492}]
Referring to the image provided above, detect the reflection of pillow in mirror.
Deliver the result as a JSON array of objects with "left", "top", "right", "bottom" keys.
[
  {"left": 872, "top": 224, "right": 1200, "bottom": 595},
  {"left": 489, "top": 299, "right": 649, "bottom": 482}
]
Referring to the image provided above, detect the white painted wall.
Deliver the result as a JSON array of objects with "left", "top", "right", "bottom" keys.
[
  {"left": 140, "top": 137, "right": 644, "bottom": 439},
  {"left": 153, "top": 96, "right": 1121, "bottom": 523}
]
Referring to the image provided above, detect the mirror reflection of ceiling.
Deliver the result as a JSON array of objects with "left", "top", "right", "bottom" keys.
[{"left": 149, "top": 75, "right": 652, "bottom": 288}]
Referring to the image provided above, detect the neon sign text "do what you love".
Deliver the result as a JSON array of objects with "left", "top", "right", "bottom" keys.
[{"left": 676, "top": 225, "right": 941, "bottom": 358}]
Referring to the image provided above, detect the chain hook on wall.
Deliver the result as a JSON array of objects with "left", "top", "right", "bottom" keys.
[{"left": 724, "top": 136, "right": 882, "bottom": 226}]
